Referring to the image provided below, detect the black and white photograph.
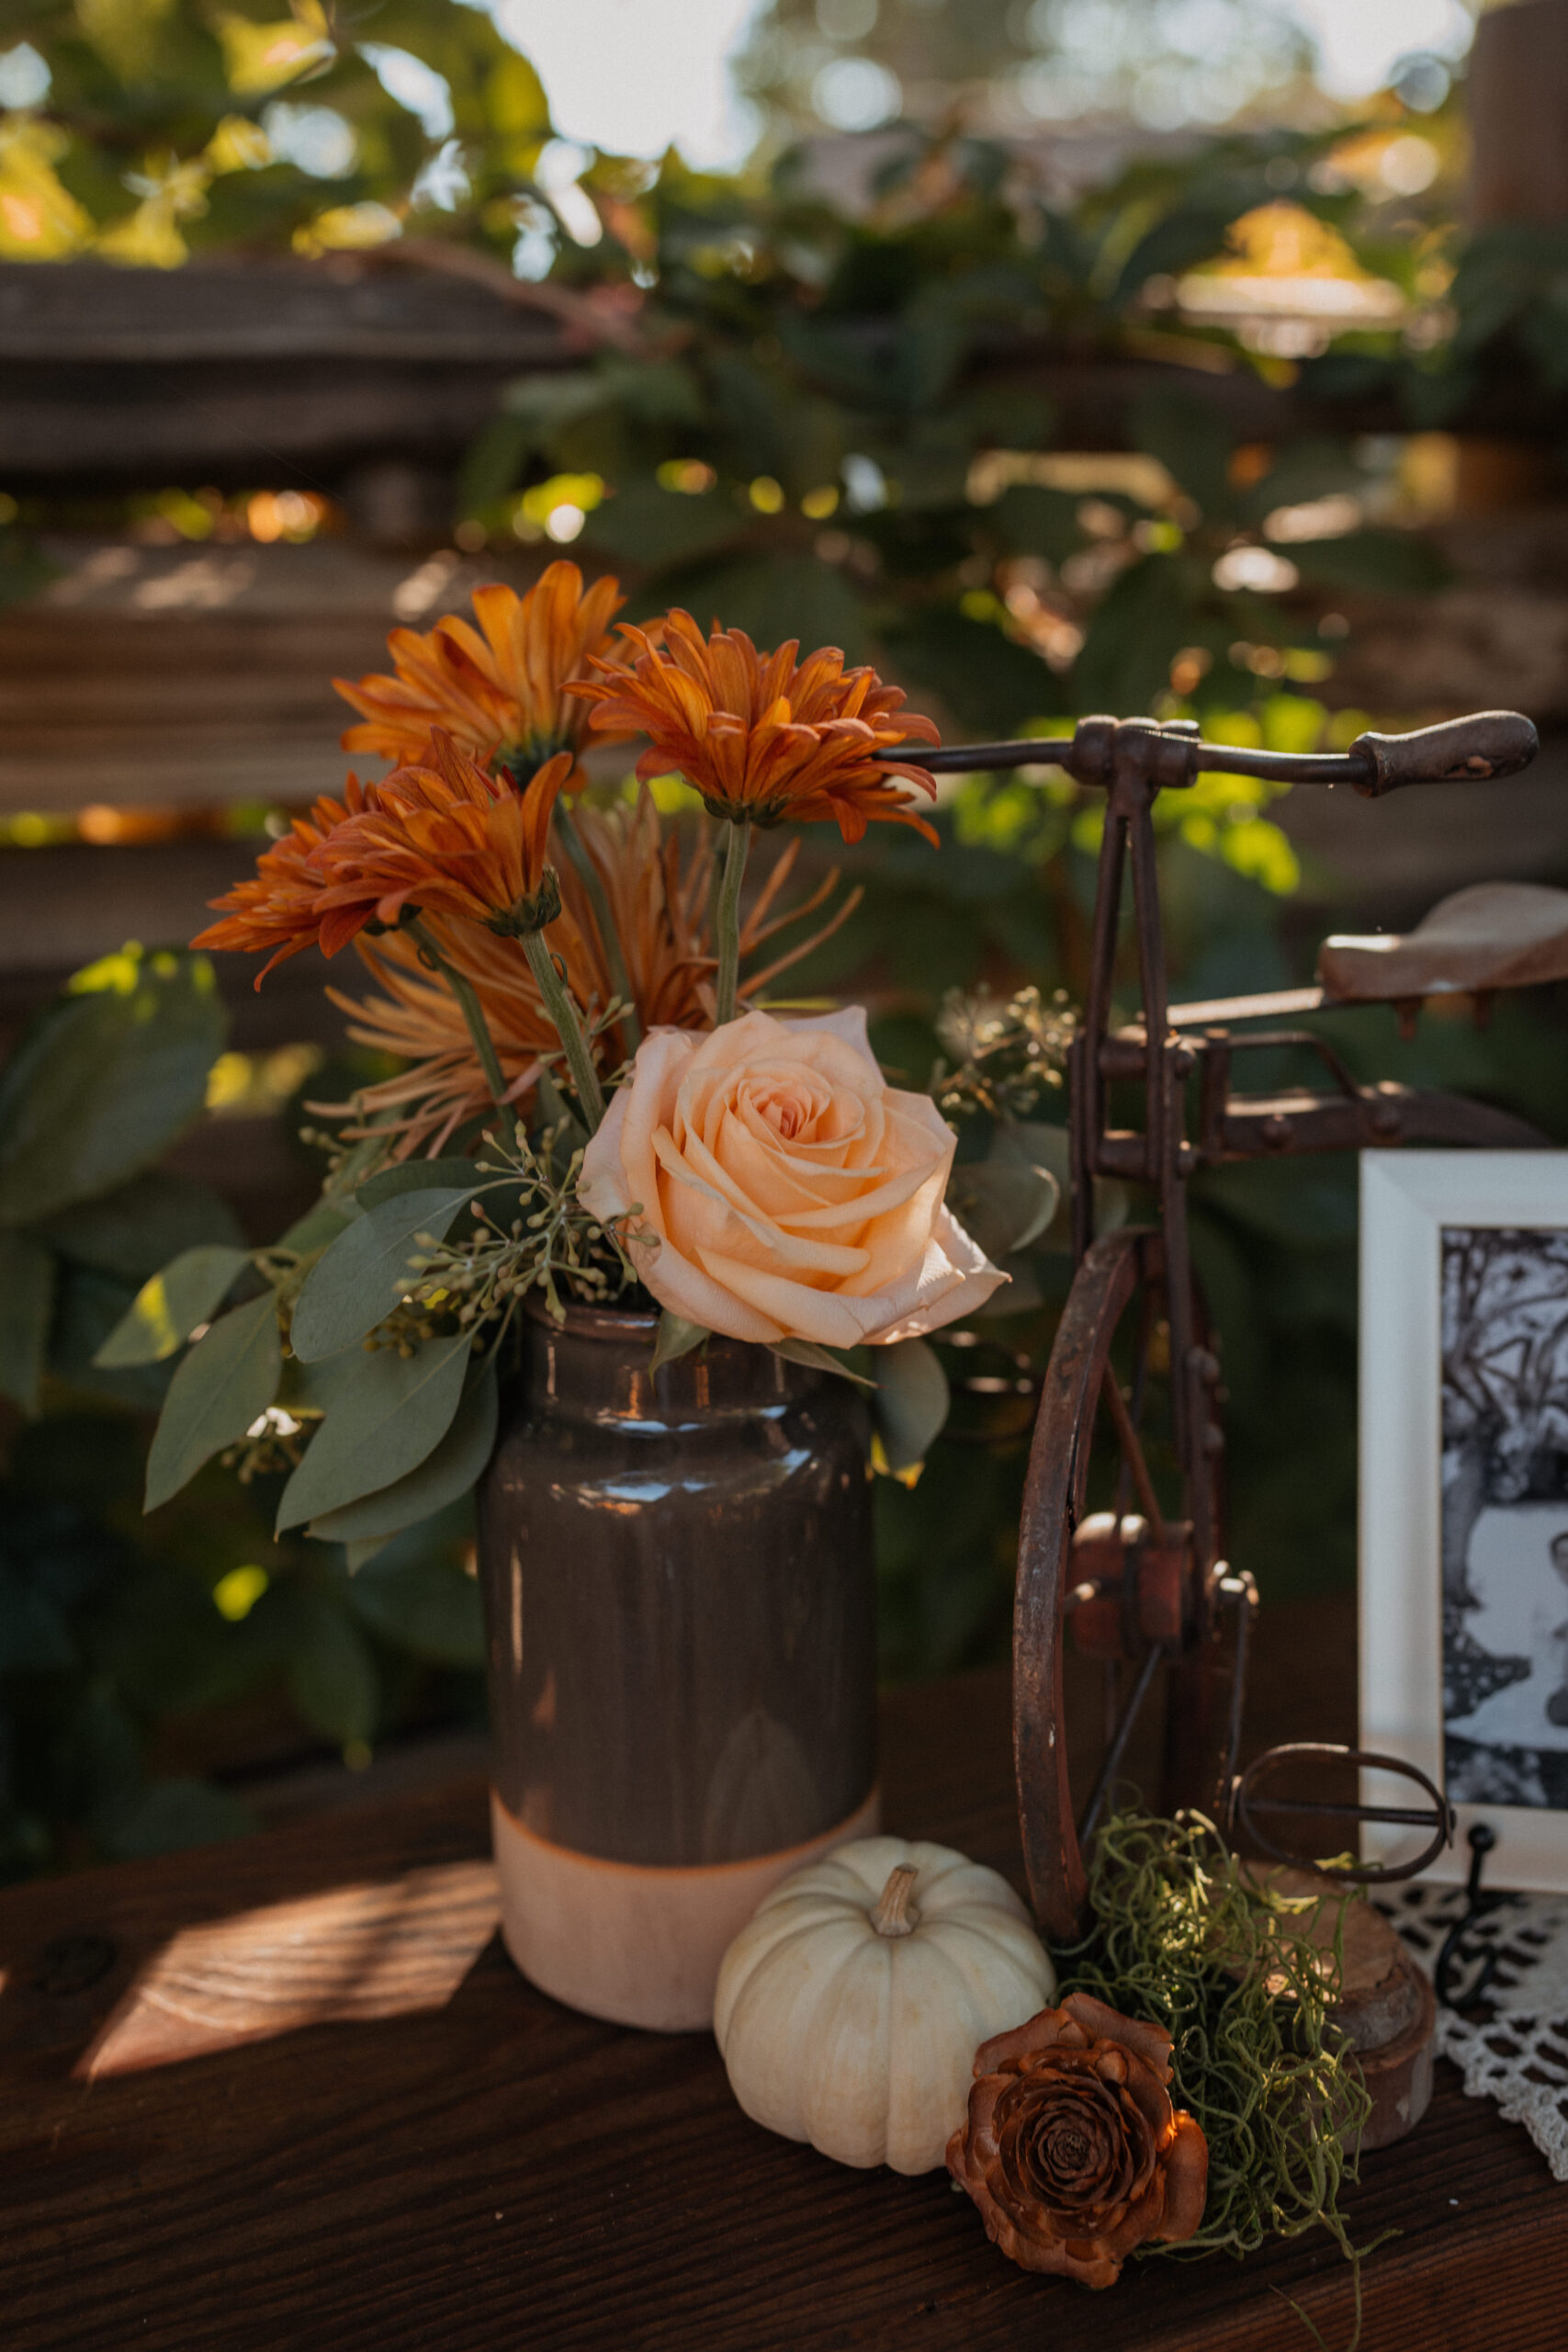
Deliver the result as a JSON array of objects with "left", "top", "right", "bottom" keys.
[{"left": 1442, "top": 1227, "right": 1568, "bottom": 1810}]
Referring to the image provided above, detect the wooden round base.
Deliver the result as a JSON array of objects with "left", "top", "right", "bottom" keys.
[{"left": 1244, "top": 1865, "right": 1438, "bottom": 2152}]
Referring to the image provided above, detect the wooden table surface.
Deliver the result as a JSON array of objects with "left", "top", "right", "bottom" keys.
[{"left": 4, "top": 1600, "right": 1566, "bottom": 2352}]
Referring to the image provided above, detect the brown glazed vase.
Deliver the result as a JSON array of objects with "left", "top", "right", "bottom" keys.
[{"left": 477, "top": 1296, "right": 879, "bottom": 2031}]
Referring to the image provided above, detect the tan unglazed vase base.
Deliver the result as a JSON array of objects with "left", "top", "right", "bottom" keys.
[{"left": 491, "top": 1784, "right": 883, "bottom": 2031}]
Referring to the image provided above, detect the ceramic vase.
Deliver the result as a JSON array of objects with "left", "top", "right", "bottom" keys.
[{"left": 477, "top": 1297, "right": 878, "bottom": 2030}]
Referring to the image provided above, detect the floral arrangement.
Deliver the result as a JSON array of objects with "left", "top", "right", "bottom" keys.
[{"left": 99, "top": 562, "right": 1066, "bottom": 1532}]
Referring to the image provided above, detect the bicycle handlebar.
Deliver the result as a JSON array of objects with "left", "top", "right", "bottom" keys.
[{"left": 899, "top": 709, "right": 1539, "bottom": 796}]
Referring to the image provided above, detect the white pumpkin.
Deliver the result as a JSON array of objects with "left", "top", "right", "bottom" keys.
[{"left": 713, "top": 1834, "right": 1055, "bottom": 2177}]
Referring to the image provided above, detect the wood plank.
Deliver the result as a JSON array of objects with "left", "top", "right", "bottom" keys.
[{"left": 3, "top": 1602, "right": 1565, "bottom": 2351}]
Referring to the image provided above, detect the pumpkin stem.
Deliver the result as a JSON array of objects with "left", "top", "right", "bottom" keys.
[{"left": 872, "top": 1864, "right": 920, "bottom": 1938}]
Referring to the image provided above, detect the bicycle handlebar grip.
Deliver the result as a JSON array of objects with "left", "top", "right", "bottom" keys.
[{"left": 1349, "top": 710, "right": 1539, "bottom": 797}]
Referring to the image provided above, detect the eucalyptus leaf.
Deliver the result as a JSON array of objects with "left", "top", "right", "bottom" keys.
[
  {"left": 356, "top": 1158, "right": 500, "bottom": 1209},
  {"left": 94, "top": 1244, "right": 252, "bottom": 1368},
  {"left": 873, "top": 1337, "right": 951, "bottom": 1476},
  {"left": 0, "top": 1228, "right": 55, "bottom": 1414},
  {"left": 347, "top": 1544, "right": 485, "bottom": 1668},
  {"left": 770, "top": 1337, "right": 876, "bottom": 1388},
  {"left": 288, "top": 1187, "right": 478, "bottom": 1363},
  {"left": 275, "top": 1329, "right": 474, "bottom": 1532},
  {"left": 278, "top": 1197, "right": 356, "bottom": 1254},
  {"left": 144, "top": 1293, "right": 283, "bottom": 1511},
  {"left": 988, "top": 1121, "right": 1127, "bottom": 1253},
  {"left": 309, "top": 1363, "right": 499, "bottom": 1544},
  {"left": 945, "top": 1158, "right": 1059, "bottom": 1263},
  {"left": 649, "top": 1312, "right": 709, "bottom": 1374},
  {"left": 0, "top": 947, "right": 224, "bottom": 1227},
  {"left": 36, "top": 1170, "right": 243, "bottom": 1281},
  {"left": 48, "top": 1264, "right": 171, "bottom": 1411}
]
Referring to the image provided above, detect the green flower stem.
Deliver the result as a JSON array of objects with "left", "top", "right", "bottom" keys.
[
  {"left": 522, "top": 926, "right": 606, "bottom": 1134},
  {"left": 405, "top": 916, "right": 509, "bottom": 1107},
  {"left": 554, "top": 800, "right": 641, "bottom": 1055},
  {"left": 714, "top": 816, "right": 750, "bottom": 1027}
]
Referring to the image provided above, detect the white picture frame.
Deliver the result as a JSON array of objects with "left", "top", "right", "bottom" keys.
[{"left": 1360, "top": 1149, "right": 1568, "bottom": 1891}]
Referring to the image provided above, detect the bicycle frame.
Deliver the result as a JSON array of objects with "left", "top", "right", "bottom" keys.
[
  {"left": 886, "top": 707, "right": 1540, "bottom": 1920},
  {"left": 915, "top": 707, "right": 1540, "bottom": 1536}
]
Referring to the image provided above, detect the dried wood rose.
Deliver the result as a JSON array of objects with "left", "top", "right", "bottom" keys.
[{"left": 945, "top": 1990, "right": 1209, "bottom": 2289}]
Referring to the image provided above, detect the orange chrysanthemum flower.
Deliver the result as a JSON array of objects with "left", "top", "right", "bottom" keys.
[
  {"left": 569, "top": 609, "right": 942, "bottom": 843},
  {"left": 333, "top": 561, "right": 627, "bottom": 784},
  {"left": 193, "top": 775, "right": 385, "bottom": 983},
  {"left": 307, "top": 733, "right": 570, "bottom": 942},
  {"left": 327, "top": 799, "right": 863, "bottom": 1158}
]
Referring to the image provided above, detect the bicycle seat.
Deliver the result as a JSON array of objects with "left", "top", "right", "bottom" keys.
[{"left": 1316, "top": 880, "right": 1568, "bottom": 1001}]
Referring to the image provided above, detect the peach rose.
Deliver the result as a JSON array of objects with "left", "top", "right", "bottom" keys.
[{"left": 577, "top": 1007, "right": 1004, "bottom": 1347}]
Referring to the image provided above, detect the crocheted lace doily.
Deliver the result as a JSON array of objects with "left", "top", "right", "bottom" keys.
[{"left": 1376, "top": 1880, "right": 1568, "bottom": 2181}]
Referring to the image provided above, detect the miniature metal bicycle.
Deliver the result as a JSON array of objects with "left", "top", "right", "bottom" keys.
[{"left": 906, "top": 708, "right": 1544, "bottom": 1938}]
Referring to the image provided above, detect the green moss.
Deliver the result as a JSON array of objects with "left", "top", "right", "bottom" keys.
[{"left": 1054, "top": 1810, "right": 1372, "bottom": 2267}]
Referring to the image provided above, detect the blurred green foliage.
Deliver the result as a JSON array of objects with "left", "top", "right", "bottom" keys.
[{"left": 0, "top": 950, "right": 486, "bottom": 1880}]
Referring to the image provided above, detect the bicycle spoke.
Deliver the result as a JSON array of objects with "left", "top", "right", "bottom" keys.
[
  {"left": 1100, "top": 1365, "right": 1168, "bottom": 1541},
  {"left": 1078, "top": 1644, "right": 1164, "bottom": 1842}
]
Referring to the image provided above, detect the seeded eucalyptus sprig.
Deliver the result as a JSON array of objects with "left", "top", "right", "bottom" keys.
[
  {"left": 400, "top": 1117, "right": 641, "bottom": 1348},
  {"left": 933, "top": 984, "right": 1078, "bottom": 1125}
]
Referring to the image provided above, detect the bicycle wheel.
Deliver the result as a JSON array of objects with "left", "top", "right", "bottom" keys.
[{"left": 1013, "top": 1227, "right": 1231, "bottom": 1939}]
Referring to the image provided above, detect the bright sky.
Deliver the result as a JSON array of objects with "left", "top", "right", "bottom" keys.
[
  {"left": 484, "top": 0, "right": 1478, "bottom": 164},
  {"left": 1289, "top": 0, "right": 1477, "bottom": 98},
  {"left": 490, "top": 0, "right": 765, "bottom": 167}
]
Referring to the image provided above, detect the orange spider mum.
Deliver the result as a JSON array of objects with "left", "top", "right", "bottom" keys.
[
  {"left": 193, "top": 775, "right": 384, "bottom": 984},
  {"left": 328, "top": 798, "right": 863, "bottom": 1158},
  {"left": 569, "top": 608, "right": 942, "bottom": 844},
  {"left": 333, "top": 561, "right": 627, "bottom": 784},
  {"left": 309, "top": 733, "right": 571, "bottom": 941}
]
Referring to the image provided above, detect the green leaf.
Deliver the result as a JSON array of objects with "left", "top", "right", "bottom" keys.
[
  {"left": 278, "top": 1197, "right": 356, "bottom": 1254},
  {"left": 1287, "top": 528, "right": 1450, "bottom": 596},
  {"left": 945, "top": 1157, "right": 1060, "bottom": 1263},
  {"left": 1128, "top": 386, "right": 1236, "bottom": 522},
  {"left": 355, "top": 1157, "right": 500, "bottom": 1209},
  {"left": 638, "top": 553, "right": 869, "bottom": 668},
  {"left": 886, "top": 609, "right": 1051, "bottom": 736},
  {"left": 48, "top": 1264, "right": 171, "bottom": 1410},
  {"left": 649, "top": 1311, "right": 709, "bottom": 1373},
  {"left": 0, "top": 947, "right": 225, "bottom": 1227},
  {"left": 0, "top": 1228, "right": 55, "bottom": 1414},
  {"left": 287, "top": 1595, "right": 378, "bottom": 1747},
  {"left": 874, "top": 1338, "right": 951, "bottom": 1476},
  {"left": 1071, "top": 550, "right": 1202, "bottom": 718},
  {"left": 144, "top": 1293, "right": 283, "bottom": 1511},
  {"left": 992, "top": 484, "right": 1088, "bottom": 567},
  {"left": 309, "top": 1363, "right": 499, "bottom": 1543},
  {"left": 35, "top": 1170, "right": 243, "bottom": 1281},
  {"left": 348, "top": 1541, "right": 485, "bottom": 1668},
  {"left": 288, "top": 1187, "right": 477, "bottom": 1362},
  {"left": 582, "top": 477, "right": 746, "bottom": 571},
  {"left": 94, "top": 1244, "right": 251, "bottom": 1368},
  {"left": 275, "top": 1329, "right": 474, "bottom": 1531},
  {"left": 771, "top": 1336, "right": 876, "bottom": 1388}
]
